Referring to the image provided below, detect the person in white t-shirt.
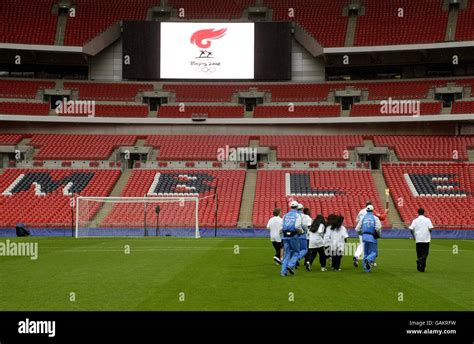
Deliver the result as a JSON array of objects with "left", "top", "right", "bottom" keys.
[
  {"left": 327, "top": 215, "right": 348, "bottom": 271},
  {"left": 267, "top": 208, "right": 283, "bottom": 265},
  {"left": 323, "top": 214, "right": 337, "bottom": 268},
  {"left": 301, "top": 207, "right": 313, "bottom": 269},
  {"left": 353, "top": 201, "right": 372, "bottom": 267},
  {"left": 409, "top": 208, "right": 434, "bottom": 272},
  {"left": 306, "top": 214, "right": 328, "bottom": 271}
]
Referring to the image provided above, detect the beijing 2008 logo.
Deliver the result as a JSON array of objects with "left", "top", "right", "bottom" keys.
[{"left": 190, "top": 28, "right": 227, "bottom": 74}]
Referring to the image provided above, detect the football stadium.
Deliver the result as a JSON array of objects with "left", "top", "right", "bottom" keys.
[{"left": 0, "top": 0, "right": 473, "bottom": 338}]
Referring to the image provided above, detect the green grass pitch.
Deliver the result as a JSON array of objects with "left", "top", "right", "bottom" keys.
[{"left": 0, "top": 237, "right": 472, "bottom": 311}]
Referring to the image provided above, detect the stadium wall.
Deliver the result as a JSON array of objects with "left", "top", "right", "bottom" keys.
[
  {"left": 89, "top": 39, "right": 123, "bottom": 81},
  {"left": 0, "top": 121, "right": 461, "bottom": 136},
  {"left": 291, "top": 40, "right": 325, "bottom": 81}
]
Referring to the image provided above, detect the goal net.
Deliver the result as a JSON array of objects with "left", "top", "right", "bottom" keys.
[{"left": 75, "top": 196, "right": 200, "bottom": 238}]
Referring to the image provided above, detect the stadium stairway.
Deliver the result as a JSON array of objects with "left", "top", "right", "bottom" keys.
[
  {"left": 371, "top": 170, "right": 403, "bottom": 228},
  {"left": 54, "top": 6, "right": 67, "bottom": 45},
  {"left": 344, "top": 9, "right": 357, "bottom": 47},
  {"left": 445, "top": 1, "right": 459, "bottom": 41},
  {"left": 237, "top": 169, "right": 257, "bottom": 228},
  {"left": 90, "top": 169, "right": 132, "bottom": 227}
]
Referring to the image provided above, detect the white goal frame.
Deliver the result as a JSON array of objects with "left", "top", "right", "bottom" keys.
[{"left": 75, "top": 196, "right": 200, "bottom": 239}]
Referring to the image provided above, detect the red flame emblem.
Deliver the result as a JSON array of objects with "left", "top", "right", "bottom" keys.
[{"left": 190, "top": 28, "right": 227, "bottom": 49}]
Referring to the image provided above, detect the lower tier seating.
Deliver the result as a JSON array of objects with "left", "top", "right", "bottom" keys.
[
  {"left": 382, "top": 163, "right": 474, "bottom": 228},
  {"left": 103, "top": 169, "right": 246, "bottom": 228},
  {"left": 252, "top": 170, "right": 389, "bottom": 228},
  {"left": 0, "top": 169, "right": 121, "bottom": 227}
]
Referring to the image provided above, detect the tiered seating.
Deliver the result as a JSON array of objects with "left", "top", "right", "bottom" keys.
[
  {"left": 382, "top": 163, "right": 474, "bottom": 228},
  {"left": 147, "top": 135, "right": 250, "bottom": 160},
  {"left": 254, "top": 104, "right": 341, "bottom": 118},
  {"left": 350, "top": 102, "right": 442, "bottom": 116},
  {"left": 168, "top": 0, "right": 253, "bottom": 19},
  {"left": 264, "top": 84, "right": 344, "bottom": 101},
  {"left": 456, "top": 0, "right": 474, "bottom": 41},
  {"left": 253, "top": 170, "right": 388, "bottom": 228},
  {"left": 451, "top": 100, "right": 474, "bottom": 115},
  {"left": 29, "top": 134, "right": 137, "bottom": 160},
  {"left": 0, "top": 102, "right": 50, "bottom": 115},
  {"left": 0, "top": 134, "right": 23, "bottom": 145},
  {"left": 0, "top": 80, "right": 55, "bottom": 99},
  {"left": 0, "top": 169, "right": 121, "bottom": 227},
  {"left": 260, "top": 135, "right": 363, "bottom": 161},
  {"left": 268, "top": 0, "right": 348, "bottom": 47},
  {"left": 0, "top": 0, "right": 57, "bottom": 45},
  {"left": 64, "top": 0, "right": 155, "bottom": 46},
  {"left": 354, "top": 0, "right": 448, "bottom": 46},
  {"left": 158, "top": 105, "right": 244, "bottom": 118},
  {"left": 103, "top": 169, "right": 245, "bottom": 227},
  {"left": 163, "top": 79, "right": 474, "bottom": 104},
  {"left": 64, "top": 82, "right": 153, "bottom": 101},
  {"left": 374, "top": 136, "right": 474, "bottom": 161},
  {"left": 360, "top": 80, "right": 443, "bottom": 100},
  {"left": 58, "top": 104, "right": 149, "bottom": 117},
  {"left": 163, "top": 84, "right": 251, "bottom": 102}
]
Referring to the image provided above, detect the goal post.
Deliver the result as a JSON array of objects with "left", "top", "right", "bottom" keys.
[{"left": 75, "top": 196, "right": 200, "bottom": 238}]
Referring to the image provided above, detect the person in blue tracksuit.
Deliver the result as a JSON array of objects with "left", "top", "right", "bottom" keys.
[
  {"left": 280, "top": 201, "right": 304, "bottom": 276},
  {"left": 355, "top": 205, "right": 382, "bottom": 272}
]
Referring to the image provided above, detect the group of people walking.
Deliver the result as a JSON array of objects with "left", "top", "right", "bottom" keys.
[{"left": 267, "top": 200, "right": 434, "bottom": 276}]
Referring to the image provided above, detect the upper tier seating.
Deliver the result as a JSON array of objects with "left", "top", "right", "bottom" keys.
[
  {"left": 0, "top": 0, "right": 57, "bottom": 45},
  {"left": 354, "top": 0, "right": 448, "bottom": 46},
  {"left": 29, "top": 134, "right": 138, "bottom": 160},
  {"left": 103, "top": 169, "right": 246, "bottom": 227},
  {"left": 146, "top": 135, "right": 250, "bottom": 160},
  {"left": 168, "top": 0, "right": 253, "bottom": 19},
  {"left": 0, "top": 168, "right": 121, "bottom": 227},
  {"left": 158, "top": 105, "right": 244, "bottom": 118},
  {"left": 254, "top": 105, "right": 341, "bottom": 118},
  {"left": 382, "top": 163, "right": 474, "bottom": 228},
  {"left": 2, "top": 1, "right": 473, "bottom": 48},
  {"left": 0, "top": 80, "right": 55, "bottom": 99},
  {"left": 259, "top": 135, "right": 364, "bottom": 161},
  {"left": 63, "top": 82, "right": 154, "bottom": 101},
  {"left": 267, "top": 0, "right": 348, "bottom": 47},
  {"left": 64, "top": 0, "right": 156, "bottom": 46},
  {"left": 373, "top": 136, "right": 474, "bottom": 162},
  {"left": 252, "top": 169, "right": 389, "bottom": 228},
  {"left": 455, "top": 0, "right": 474, "bottom": 41}
]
